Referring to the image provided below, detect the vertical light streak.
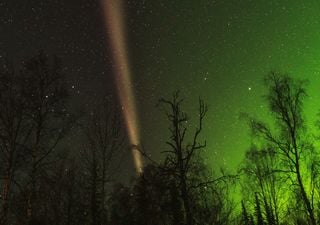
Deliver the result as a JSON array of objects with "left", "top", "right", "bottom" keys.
[{"left": 101, "top": 0, "right": 143, "bottom": 174}]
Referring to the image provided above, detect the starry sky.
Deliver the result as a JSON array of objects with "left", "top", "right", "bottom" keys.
[{"left": 1, "top": 0, "right": 320, "bottom": 173}]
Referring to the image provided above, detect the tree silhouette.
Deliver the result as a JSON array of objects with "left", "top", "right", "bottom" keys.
[
  {"left": 241, "top": 200, "right": 254, "bottom": 225},
  {"left": 247, "top": 73, "right": 317, "bottom": 225},
  {"left": 108, "top": 183, "right": 135, "bottom": 225},
  {"left": 254, "top": 193, "right": 264, "bottom": 225},
  {"left": 157, "top": 91, "right": 207, "bottom": 225},
  {"left": 18, "top": 51, "right": 74, "bottom": 224},
  {"left": 240, "top": 145, "right": 284, "bottom": 225},
  {"left": 81, "top": 98, "right": 125, "bottom": 225},
  {"left": 0, "top": 60, "right": 33, "bottom": 224},
  {"left": 132, "top": 164, "right": 179, "bottom": 225}
]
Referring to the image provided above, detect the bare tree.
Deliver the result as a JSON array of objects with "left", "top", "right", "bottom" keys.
[
  {"left": 240, "top": 145, "right": 286, "bottom": 225},
  {"left": 132, "top": 92, "right": 236, "bottom": 225},
  {"left": 158, "top": 91, "right": 207, "bottom": 225},
  {"left": 18, "top": 51, "right": 73, "bottom": 224},
  {"left": 0, "top": 60, "right": 33, "bottom": 224},
  {"left": 81, "top": 98, "right": 125, "bottom": 225},
  {"left": 248, "top": 73, "right": 317, "bottom": 225}
]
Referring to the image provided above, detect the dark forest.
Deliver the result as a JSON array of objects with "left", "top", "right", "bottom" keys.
[
  {"left": 2, "top": 0, "right": 320, "bottom": 224},
  {"left": 0, "top": 53, "right": 319, "bottom": 225}
]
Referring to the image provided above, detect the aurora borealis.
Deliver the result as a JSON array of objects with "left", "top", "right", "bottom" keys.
[
  {"left": 5, "top": 1, "right": 320, "bottom": 224},
  {"left": 125, "top": 0, "right": 320, "bottom": 171},
  {"left": 2, "top": 0, "right": 320, "bottom": 173}
]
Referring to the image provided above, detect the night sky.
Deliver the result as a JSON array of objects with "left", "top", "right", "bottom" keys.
[{"left": 2, "top": 0, "right": 320, "bottom": 173}]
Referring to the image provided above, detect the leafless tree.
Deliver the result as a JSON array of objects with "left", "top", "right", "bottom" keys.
[
  {"left": 240, "top": 145, "right": 287, "bottom": 225},
  {"left": 81, "top": 98, "right": 125, "bottom": 225},
  {"left": 158, "top": 91, "right": 207, "bottom": 225},
  {"left": 248, "top": 73, "right": 317, "bottom": 225},
  {"left": 18, "top": 51, "right": 73, "bottom": 224},
  {"left": 0, "top": 60, "right": 33, "bottom": 224}
]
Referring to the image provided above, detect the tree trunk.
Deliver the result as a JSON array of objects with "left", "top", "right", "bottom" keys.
[
  {"left": 296, "top": 167, "right": 316, "bottom": 225},
  {"left": 180, "top": 178, "right": 192, "bottom": 225},
  {"left": 27, "top": 158, "right": 37, "bottom": 225},
  {"left": 1, "top": 176, "right": 11, "bottom": 224},
  {"left": 292, "top": 135, "right": 316, "bottom": 225},
  {"left": 178, "top": 161, "right": 192, "bottom": 225}
]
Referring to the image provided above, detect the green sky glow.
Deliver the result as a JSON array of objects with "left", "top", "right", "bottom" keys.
[{"left": 127, "top": 0, "right": 320, "bottom": 171}]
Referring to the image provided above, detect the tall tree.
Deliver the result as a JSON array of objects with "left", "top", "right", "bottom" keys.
[
  {"left": 20, "top": 51, "right": 73, "bottom": 224},
  {"left": 0, "top": 60, "right": 32, "bottom": 224},
  {"left": 254, "top": 193, "right": 264, "bottom": 225},
  {"left": 248, "top": 73, "right": 316, "bottom": 225},
  {"left": 240, "top": 146, "right": 284, "bottom": 225},
  {"left": 81, "top": 98, "right": 124, "bottom": 225},
  {"left": 158, "top": 92, "right": 207, "bottom": 225},
  {"left": 241, "top": 200, "right": 254, "bottom": 225}
]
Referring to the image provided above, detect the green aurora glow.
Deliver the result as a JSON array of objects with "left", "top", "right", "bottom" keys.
[{"left": 126, "top": 0, "right": 320, "bottom": 171}]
